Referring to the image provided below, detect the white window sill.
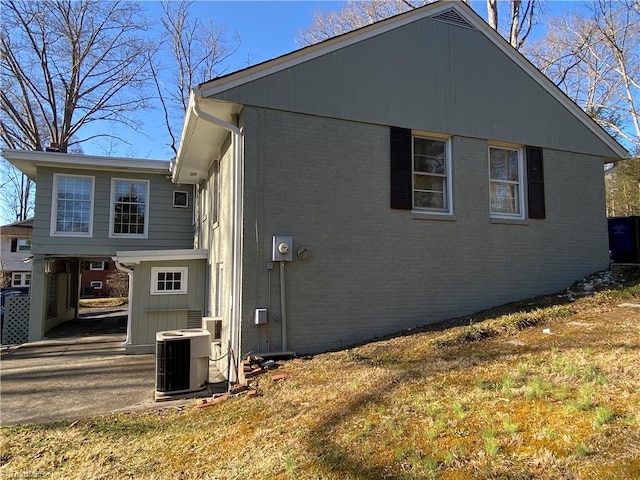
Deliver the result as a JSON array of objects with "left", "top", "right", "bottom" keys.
[
  {"left": 150, "top": 292, "right": 188, "bottom": 296},
  {"left": 490, "top": 217, "right": 529, "bottom": 226},
  {"left": 411, "top": 211, "right": 456, "bottom": 221},
  {"left": 109, "top": 234, "right": 148, "bottom": 239},
  {"left": 51, "top": 232, "right": 92, "bottom": 238}
]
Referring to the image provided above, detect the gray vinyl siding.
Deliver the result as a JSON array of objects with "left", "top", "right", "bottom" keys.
[
  {"left": 212, "top": 16, "right": 618, "bottom": 159},
  {"left": 198, "top": 135, "right": 234, "bottom": 315},
  {"left": 239, "top": 107, "right": 609, "bottom": 356},
  {"left": 195, "top": 135, "right": 234, "bottom": 372},
  {"left": 128, "top": 259, "right": 206, "bottom": 349},
  {"left": 32, "top": 167, "right": 194, "bottom": 256}
]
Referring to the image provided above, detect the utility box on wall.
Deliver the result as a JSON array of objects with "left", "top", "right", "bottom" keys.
[
  {"left": 272, "top": 236, "right": 293, "bottom": 262},
  {"left": 254, "top": 308, "right": 268, "bottom": 325}
]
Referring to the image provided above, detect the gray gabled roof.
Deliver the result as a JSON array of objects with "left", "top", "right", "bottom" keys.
[{"left": 196, "top": 1, "right": 627, "bottom": 160}]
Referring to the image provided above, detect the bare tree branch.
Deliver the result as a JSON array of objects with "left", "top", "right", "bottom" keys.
[
  {"left": 1, "top": 0, "right": 155, "bottom": 153},
  {"left": 154, "top": 0, "right": 240, "bottom": 153},
  {"left": 529, "top": 0, "right": 639, "bottom": 154}
]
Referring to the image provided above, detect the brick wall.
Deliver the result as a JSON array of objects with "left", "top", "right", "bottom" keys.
[{"left": 239, "top": 107, "right": 609, "bottom": 355}]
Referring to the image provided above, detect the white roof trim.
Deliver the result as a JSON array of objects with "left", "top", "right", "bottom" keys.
[
  {"left": 113, "top": 249, "right": 208, "bottom": 265},
  {"left": 198, "top": 1, "right": 627, "bottom": 160},
  {"left": 1, "top": 149, "right": 171, "bottom": 180}
]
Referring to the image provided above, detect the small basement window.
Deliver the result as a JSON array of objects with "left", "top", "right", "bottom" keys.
[
  {"left": 90, "top": 281, "right": 103, "bottom": 289},
  {"left": 173, "top": 191, "right": 188, "bottom": 208},
  {"left": 151, "top": 267, "right": 188, "bottom": 295}
]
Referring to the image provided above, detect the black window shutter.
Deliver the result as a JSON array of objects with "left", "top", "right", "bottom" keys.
[
  {"left": 390, "top": 127, "right": 412, "bottom": 209},
  {"left": 527, "top": 146, "right": 545, "bottom": 219},
  {"left": 10, "top": 238, "right": 17, "bottom": 252}
]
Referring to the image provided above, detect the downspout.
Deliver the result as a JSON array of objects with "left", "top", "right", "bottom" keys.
[
  {"left": 280, "top": 261, "right": 287, "bottom": 351},
  {"left": 114, "top": 260, "right": 134, "bottom": 346},
  {"left": 191, "top": 89, "right": 244, "bottom": 384}
]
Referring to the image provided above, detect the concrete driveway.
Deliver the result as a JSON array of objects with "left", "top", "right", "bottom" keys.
[{"left": 1, "top": 308, "right": 223, "bottom": 426}]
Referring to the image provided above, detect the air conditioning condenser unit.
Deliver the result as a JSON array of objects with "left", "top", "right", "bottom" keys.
[{"left": 155, "top": 328, "right": 210, "bottom": 400}]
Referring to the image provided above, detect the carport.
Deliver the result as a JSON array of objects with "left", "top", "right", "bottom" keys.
[{"left": 0, "top": 307, "right": 224, "bottom": 425}]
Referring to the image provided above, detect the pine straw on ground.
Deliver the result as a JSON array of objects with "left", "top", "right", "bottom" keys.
[{"left": 2, "top": 282, "right": 639, "bottom": 480}]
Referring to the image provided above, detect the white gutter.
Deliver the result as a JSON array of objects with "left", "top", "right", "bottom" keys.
[
  {"left": 114, "top": 260, "right": 134, "bottom": 347},
  {"left": 191, "top": 89, "right": 244, "bottom": 384}
]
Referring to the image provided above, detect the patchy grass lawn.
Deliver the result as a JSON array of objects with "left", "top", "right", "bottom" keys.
[
  {"left": 2, "top": 281, "right": 639, "bottom": 479},
  {"left": 78, "top": 297, "right": 127, "bottom": 309}
]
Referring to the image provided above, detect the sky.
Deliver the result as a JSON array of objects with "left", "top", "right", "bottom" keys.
[
  {"left": 84, "top": 0, "right": 575, "bottom": 161},
  {"left": 86, "top": 1, "right": 347, "bottom": 160}
]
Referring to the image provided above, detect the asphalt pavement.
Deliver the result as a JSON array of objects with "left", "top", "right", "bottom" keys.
[{"left": 1, "top": 308, "right": 224, "bottom": 425}]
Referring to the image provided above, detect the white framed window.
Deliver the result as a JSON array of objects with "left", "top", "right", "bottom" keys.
[
  {"left": 214, "top": 263, "right": 224, "bottom": 316},
  {"left": 51, "top": 174, "right": 94, "bottom": 237},
  {"left": 151, "top": 267, "right": 188, "bottom": 295},
  {"left": 89, "top": 261, "right": 105, "bottom": 270},
  {"left": 412, "top": 135, "right": 452, "bottom": 214},
  {"left": 489, "top": 145, "right": 525, "bottom": 219},
  {"left": 17, "top": 239, "right": 31, "bottom": 252},
  {"left": 210, "top": 160, "right": 220, "bottom": 228},
  {"left": 110, "top": 179, "right": 149, "bottom": 238},
  {"left": 90, "top": 281, "right": 103, "bottom": 289},
  {"left": 173, "top": 190, "right": 188, "bottom": 208},
  {"left": 11, "top": 272, "right": 31, "bottom": 287}
]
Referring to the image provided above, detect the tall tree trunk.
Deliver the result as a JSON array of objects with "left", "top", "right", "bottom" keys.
[
  {"left": 487, "top": 0, "right": 498, "bottom": 30},
  {"left": 510, "top": 0, "right": 521, "bottom": 48}
]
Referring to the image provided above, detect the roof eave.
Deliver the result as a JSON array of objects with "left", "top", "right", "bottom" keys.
[
  {"left": 1, "top": 149, "right": 171, "bottom": 181},
  {"left": 173, "top": 94, "right": 241, "bottom": 184}
]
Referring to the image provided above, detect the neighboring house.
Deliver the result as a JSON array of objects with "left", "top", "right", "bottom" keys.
[
  {"left": 0, "top": 151, "right": 196, "bottom": 343},
  {"left": 80, "top": 259, "right": 116, "bottom": 297},
  {"left": 0, "top": 219, "right": 33, "bottom": 289},
  {"left": 2, "top": 2, "right": 629, "bottom": 384}
]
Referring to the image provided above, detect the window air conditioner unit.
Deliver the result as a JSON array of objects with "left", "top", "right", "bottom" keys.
[{"left": 155, "top": 328, "right": 210, "bottom": 400}]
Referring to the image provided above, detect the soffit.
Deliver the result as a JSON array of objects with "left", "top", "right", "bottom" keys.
[{"left": 1, "top": 150, "right": 170, "bottom": 181}]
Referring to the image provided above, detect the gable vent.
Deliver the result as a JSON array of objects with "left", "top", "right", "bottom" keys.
[{"left": 430, "top": 9, "right": 475, "bottom": 29}]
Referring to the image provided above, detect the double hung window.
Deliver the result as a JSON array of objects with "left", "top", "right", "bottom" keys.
[
  {"left": 489, "top": 146, "right": 524, "bottom": 218},
  {"left": 413, "top": 137, "right": 451, "bottom": 212},
  {"left": 390, "top": 127, "right": 452, "bottom": 215},
  {"left": 51, "top": 174, "right": 94, "bottom": 236},
  {"left": 110, "top": 179, "right": 149, "bottom": 237}
]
